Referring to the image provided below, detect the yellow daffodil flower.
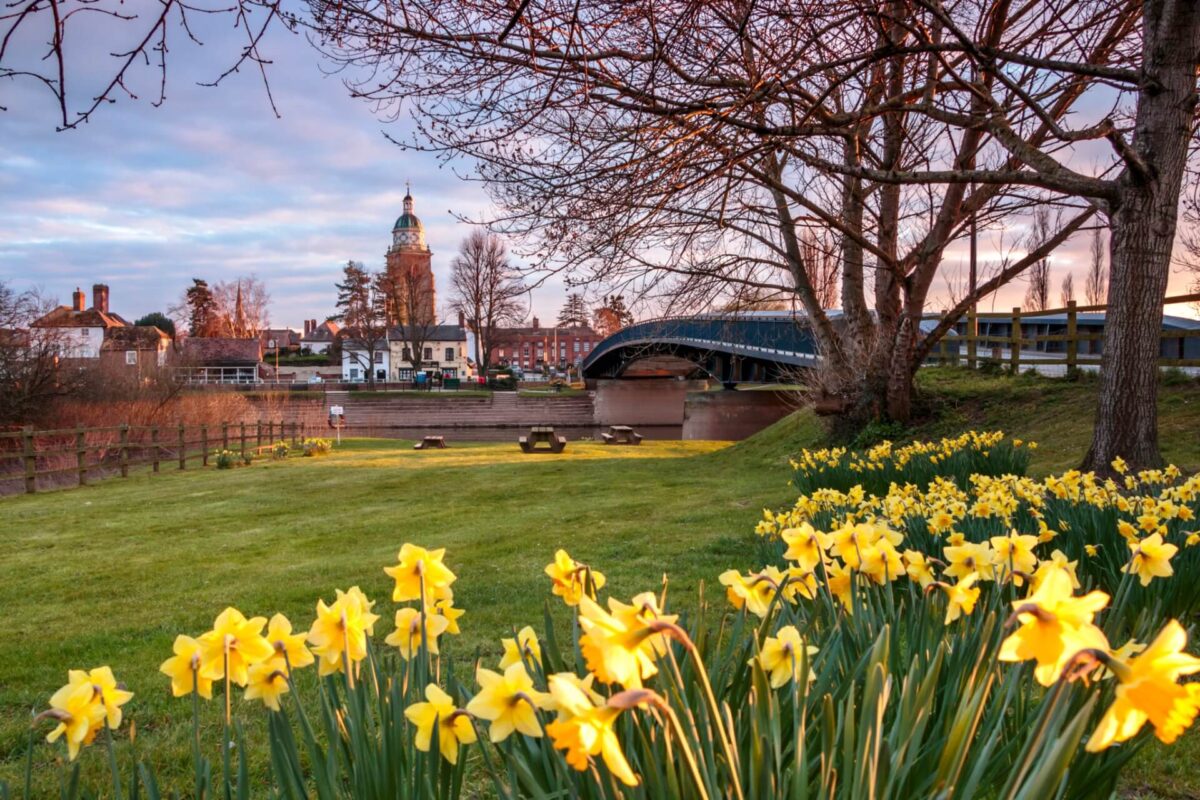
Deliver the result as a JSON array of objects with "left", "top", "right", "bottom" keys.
[
  {"left": 160, "top": 635, "right": 213, "bottom": 699},
  {"left": 990, "top": 531, "right": 1039, "bottom": 586},
  {"left": 75, "top": 667, "right": 133, "bottom": 731},
  {"left": 824, "top": 560, "right": 854, "bottom": 612},
  {"left": 578, "top": 592, "right": 677, "bottom": 689},
  {"left": 384, "top": 543, "right": 456, "bottom": 604},
  {"left": 903, "top": 549, "right": 937, "bottom": 588},
  {"left": 998, "top": 566, "right": 1111, "bottom": 686},
  {"left": 307, "top": 586, "right": 380, "bottom": 676},
  {"left": 781, "top": 523, "right": 831, "bottom": 571},
  {"left": 499, "top": 625, "right": 542, "bottom": 669},
  {"left": 384, "top": 608, "right": 450, "bottom": 660},
  {"left": 544, "top": 673, "right": 638, "bottom": 786},
  {"left": 1085, "top": 544, "right": 1100, "bottom": 557},
  {"left": 244, "top": 656, "right": 290, "bottom": 711},
  {"left": 942, "top": 574, "right": 981, "bottom": 624},
  {"left": 944, "top": 541, "right": 995, "bottom": 582},
  {"left": 198, "top": 608, "right": 274, "bottom": 687},
  {"left": 465, "top": 662, "right": 552, "bottom": 742},
  {"left": 266, "top": 613, "right": 313, "bottom": 670},
  {"left": 44, "top": 674, "right": 107, "bottom": 761},
  {"left": 753, "top": 626, "right": 818, "bottom": 688},
  {"left": 1086, "top": 620, "right": 1200, "bottom": 751},
  {"left": 433, "top": 597, "right": 465, "bottom": 634},
  {"left": 404, "top": 684, "right": 477, "bottom": 764},
  {"left": 719, "top": 567, "right": 789, "bottom": 618},
  {"left": 1032, "top": 549, "right": 1081, "bottom": 591},
  {"left": 544, "top": 549, "right": 606, "bottom": 606},
  {"left": 1124, "top": 533, "right": 1178, "bottom": 586}
]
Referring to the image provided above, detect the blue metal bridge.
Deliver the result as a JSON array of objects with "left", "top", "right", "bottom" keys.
[{"left": 580, "top": 311, "right": 821, "bottom": 382}]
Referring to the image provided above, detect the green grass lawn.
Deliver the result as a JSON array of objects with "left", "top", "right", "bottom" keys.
[{"left": 1, "top": 368, "right": 1197, "bottom": 795}]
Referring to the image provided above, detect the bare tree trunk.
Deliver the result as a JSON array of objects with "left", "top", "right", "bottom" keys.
[{"left": 1084, "top": 0, "right": 1199, "bottom": 472}]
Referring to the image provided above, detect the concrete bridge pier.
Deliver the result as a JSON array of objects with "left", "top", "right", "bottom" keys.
[
  {"left": 682, "top": 388, "right": 800, "bottom": 440},
  {"left": 593, "top": 378, "right": 710, "bottom": 426}
]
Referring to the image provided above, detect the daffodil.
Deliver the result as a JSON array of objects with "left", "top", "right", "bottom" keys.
[
  {"left": 544, "top": 549, "right": 606, "bottom": 606},
  {"left": 198, "top": 607, "right": 274, "bottom": 686},
  {"left": 781, "top": 523, "right": 831, "bottom": 571},
  {"left": 998, "top": 566, "right": 1111, "bottom": 686},
  {"left": 44, "top": 675, "right": 107, "bottom": 761},
  {"left": 990, "top": 531, "right": 1039, "bottom": 586},
  {"left": 384, "top": 543, "right": 456, "bottom": 604},
  {"left": 1032, "top": 549, "right": 1081, "bottom": 591},
  {"left": 943, "top": 541, "right": 995, "bottom": 582},
  {"left": 78, "top": 667, "right": 134, "bottom": 730},
  {"left": 1124, "top": 533, "right": 1178, "bottom": 586},
  {"left": 824, "top": 560, "right": 854, "bottom": 612},
  {"left": 858, "top": 540, "right": 904, "bottom": 585},
  {"left": 578, "top": 592, "right": 678, "bottom": 689},
  {"left": 903, "top": 549, "right": 937, "bottom": 588},
  {"left": 405, "top": 684, "right": 476, "bottom": 764},
  {"left": 266, "top": 613, "right": 314, "bottom": 670},
  {"left": 719, "top": 567, "right": 789, "bottom": 617},
  {"left": 544, "top": 673, "right": 638, "bottom": 786},
  {"left": 753, "top": 626, "right": 818, "bottom": 688},
  {"left": 244, "top": 656, "right": 290, "bottom": 711},
  {"left": 384, "top": 608, "right": 450, "bottom": 660},
  {"left": 160, "top": 635, "right": 213, "bottom": 699},
  {"left": 942, "top": 574, "right": 980, "bottom": 624},
  {"left": 433, "top": 597, "right": 465, "bottom": 634},
  {"left": 499, "top": 626, "right": 542, "bottom": 669},
  {"left": 465, "top": 662, "right": 552, "bottom": 742},
  {"left": 1086, "top": 620, "right": 1200, "bottom": 751},
  {"left": 307, "top": 586, "right": 380, "bottom": 676}
]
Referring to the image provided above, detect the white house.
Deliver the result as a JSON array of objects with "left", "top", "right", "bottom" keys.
[
  {"left": 300, "top": 319, "right": 340, "bottom": 354},
  {"left": 341, "top": 336, "right": 390, "bottom": 382},
  {"left": 31, "top": 285, "right": 129, "bottom": 358},
  {"left": 389, "top": 324, "right": 470, "bottom": 380}
]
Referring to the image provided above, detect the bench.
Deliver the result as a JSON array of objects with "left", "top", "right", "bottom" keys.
[
  {"left": 520, "top": 426, "right": 567, "bottom": 454},
  {"left": 603, "top": 425, "right": 643, "bottom": 445},
  {"left": 413, "top": 435, "right": 447, "bottom": 450}
]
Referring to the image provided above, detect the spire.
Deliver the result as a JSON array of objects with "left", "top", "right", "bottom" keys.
[
  {"left": 234, "top": 281, "right": 247, "bottom": 337},
  {"left": 403, "top": 182, "right": 414, "bottom": 215}
]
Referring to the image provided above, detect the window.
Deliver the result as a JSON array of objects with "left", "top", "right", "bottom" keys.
[
  {"left": 424, "top": 347, "right": 433, "bottom": 361},
  {"left": 583, "top": 341, "right": 591, "bottom": 352},
  {"left": 445, "top": 347, "right": 454, "bottom": 362},
  {"left": 373, "top": 351, "right": 384, "bottom": 364},
  {"left": 350, "top": 367, "right": 360, "bottom": 379},
  {"left": 573, "top": 341, "right": 581, "bottom": 353},
  {"left": 125, "top": 350, "right": 137, "bottom": 365},
  {"left": 402, "top": 347, "right": 412, "bottom": 361},
  {"left": 398, "top": 368, "right": 413, "bottom": 381}
]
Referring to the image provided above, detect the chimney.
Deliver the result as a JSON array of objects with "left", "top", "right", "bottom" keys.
[
  {"left": 532, "top": 316, "right": 540, "bottom": 330},
  {"left": 72, "top": 288, "right": 86, "bottom": 312},
  {"left": 304, "top": 319, "right": 313, "bottom": 336},
  {"left": 457, "top": 310, "right": 465, "bottom": 329},
  {"left": 92, "top": 284, "right": 109, "bottom": 314}
]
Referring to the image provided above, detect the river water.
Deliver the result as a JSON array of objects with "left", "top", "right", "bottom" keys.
[{"left": 335, "top": 425, "right": 684, "bottom": 442}]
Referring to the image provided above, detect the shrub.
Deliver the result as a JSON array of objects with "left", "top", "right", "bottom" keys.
[
  {"left": 270, "top": 441, "right": 289, "bottom": 460},
  {"left": 300, "top": 437, "right": 332, "bottom": 457},
  {"left": 214, "top": 449, "right": 240, "bottom": 469}
]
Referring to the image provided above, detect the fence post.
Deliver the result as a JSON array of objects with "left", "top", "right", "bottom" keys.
[
  {"left": 256, "top": 420, "right": 263, "bottom": 448},
  {"left": 151, "top": 426, "right": 160, "bottom": 473},
  {"left": 22, "top": 425, "right": 36, "bottom": 494},
  {"left": 240, "top": 422, "right": 247, "bottom": 460},
  {"left": 1066, "top": 300, "right": 1078, "bottom": 370},
  {"left": 967, "top": 305, "right": 978, "bottom": 369},
  {"left": 201, "top": 424, "right": 209, "bottom": 467},
  {"left": 119, "top": 424, "right": 129, "bottom": 478},
  {"left": 76, "top": 425, "right": 87, "bottom": 486},
  {"left": 1010, "top": 307, "right": 1022, "bottom": 372},
  {"left": 222, "top": 422, "right": 229, "bottom": 451},
  {"left": 267, "top": 420, "right": 274, "bottom": 444},
  {"left": 178, "top": 423, "right": 187, "bottom": 470}
]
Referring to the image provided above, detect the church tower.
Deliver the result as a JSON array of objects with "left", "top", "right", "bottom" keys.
[{"left": 385, "top": 187, "right": 436, "bottom": 325}]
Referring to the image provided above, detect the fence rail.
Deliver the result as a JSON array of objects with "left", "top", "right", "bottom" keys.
[
  {"left": 0, "top": 420, "right": 308, "bottom": 496},
  {"left": 928, "top": 293, "right": 1200, "bottom": 371}
]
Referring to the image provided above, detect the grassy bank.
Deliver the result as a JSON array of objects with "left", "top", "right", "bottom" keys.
[{"left": 1, "top": 367, "right": 1197, "bottom": 794}]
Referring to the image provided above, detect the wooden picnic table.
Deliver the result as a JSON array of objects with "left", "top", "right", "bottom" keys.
[
  {"left": 413, "top": 435, "right": 447, "bottom": 450},
  {"left": 601, "top": 425, "right": 643, "bottom": 445},
  {"left": 520, "top": 426, "right": 567, "bottom": 453}
]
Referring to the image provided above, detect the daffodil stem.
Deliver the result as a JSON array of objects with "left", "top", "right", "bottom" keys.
[
  {"left": 222, "top": 649, "right": 232, "bottom": 800},
  {"left": 191, "top": 679, "right": 204, "bottom": 799},
  {"left": 661, "top": 703, "right": 711, "bottom": 800},
  {"left": 684, "top": 643, "right": 744, "bottom": 800},
  {"left": 104, "top": 726, "right": 122, "bottom": 799}
]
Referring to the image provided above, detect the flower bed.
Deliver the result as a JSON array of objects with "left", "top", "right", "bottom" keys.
[{"left": 13, "top": 433, "right": 1200, "bottom": 799}]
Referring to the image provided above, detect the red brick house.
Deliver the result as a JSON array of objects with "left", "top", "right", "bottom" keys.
[
  {"left": 99, "top": 326, "right": 173, "bottom": 376},
  {"left": 494, "top": 317, "right": 601, "bottom": 372}
]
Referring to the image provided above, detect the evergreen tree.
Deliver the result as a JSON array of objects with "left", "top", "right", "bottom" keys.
[
  {"left": 556, "top": 293, "right": 589, "bottom": 328},
  {"left": 134, "top": 311, "right": 175, "bottom": 338},
  {"left": 333, "top": 261, "right": 372, "bottom": 328},
  {"left": 592, "top": 294, "right": 635, "bottom": 337},
  {"left": 184, "top": 279, "right": 221, "bottom": 337}
]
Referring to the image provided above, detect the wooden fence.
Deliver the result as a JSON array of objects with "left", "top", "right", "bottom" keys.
[
  {"left": 0, "top": 420, "right": 308, "bottom": 496},
  {"left": 928, "top": 292, "right": 1200, "bottom": 370}
]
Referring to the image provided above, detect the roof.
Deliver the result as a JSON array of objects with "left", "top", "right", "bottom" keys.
[
  {"left": 393, "top": 212, "right": 423, "bottom": 231},
  {"left": 181, "top": 337, "right": 262, "bottom": 365},
  {"left": 498, "top": 325, "right": 600, "bottom": 337},
  {"left": 32, "top": 305, "right": 128, "bottom": 329},
  {"left": 388, "top": 324, "right": 467, "bottom": 342},
  {"left": 300, "top": 321, "right": 340, "bottom": 342},
  {"left": 260, "top": 328, "right": 300, "bottom": 346},
  {"left": 101, "top": 326, "right": 171, "bottom": 350}
]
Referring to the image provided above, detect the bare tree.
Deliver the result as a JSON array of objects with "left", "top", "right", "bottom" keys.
[
  {"left": 1023, "top": 209, "right": 1056, "bottom": 312},
  {"left": 798, "top": 231, "right": 840, "bottom": 311},
  {"left": 449, "top": 230, "right": 526, "bottom": 372},
  {"left": 212, "top": 277, "right": 270, "bottom": 338},
  {"left": 342, "top": 274, "right": 390, "bottom": 384},
  {"left": 1086, "top": 228, "right": 1109, "bottom": 306},
  {"left": 384, "top": 266, "right": 439, "bottom": 377},
  {"left": 0, "top": 283, "right": 82, "bottom": 425},
  {"left": 1060, "top": 273, "right": 1076, "bottom": 308}
]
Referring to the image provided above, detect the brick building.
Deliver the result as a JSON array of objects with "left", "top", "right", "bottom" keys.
[{"left": 494, "top": 317, "right": 602, "bottom": 372}]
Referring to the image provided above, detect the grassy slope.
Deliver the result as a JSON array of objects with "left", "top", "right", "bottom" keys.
[{"left": 1, "top": 368, "right": 1197, "bottom": 794}]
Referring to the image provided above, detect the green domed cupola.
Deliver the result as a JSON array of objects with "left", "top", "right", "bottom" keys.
[{"left": 391, "top": 185, "right": 427, "bottom": 250}]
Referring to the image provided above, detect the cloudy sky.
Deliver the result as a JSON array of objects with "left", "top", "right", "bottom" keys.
[{"left": 1, "top": 11, "right": 1195, "bottom": 329}]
